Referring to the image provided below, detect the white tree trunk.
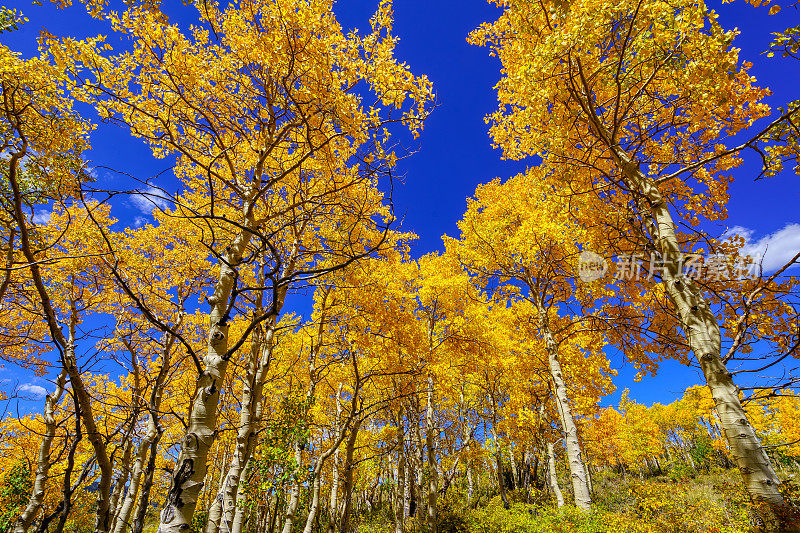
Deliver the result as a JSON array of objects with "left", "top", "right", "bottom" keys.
[
  {"left": 466, "top": 467, "right": 474, "bottom": 507},
  {"left": 203, "top": 450, "right": 229, "bottom": 533},
  {"left": 228, "top": 458, "right": 251, "bottom": 533},
  {"left": 158, "top": 192, "right": 259, "bottom": 533},
  {"left": 216, "top": 326, "right": 276, "bottom": 533},
  {"left": 537, "top": 306, "right": 592, "bottom": 510},
  {"left": 403, "top": 462, "right": 412, "bottom": 518},
  {"left": 546, "top": 442, "right": 565, "bottom": 508},
  {"left": 302, "top": 389, "right": 358, "bottom": 533},
  {"left": 280, "top": 442, "right": 303, "bottom": 533},
  {"left": 425, "top": 376, "right": 438, "bottom": 533},
  {"left": 393, "top": 406, "right": 405, "bottom": 533},
  {"left": 326, "top": 385, "right": 343, "bottom": 533},
  {"left": 108, "top": 437, "right": 134, "bottom": 533},
  {"left": 14, "top": 369, "right": 68, "bottom": 533},
  {"left": 112, "top": 433, "right": 151, "bottom": 533},
  {"left": 510, "top": 446, "right": 519, "bottom": 490},
  {"left": 586, "top": 106, "right": 787, "bottom": 524}
]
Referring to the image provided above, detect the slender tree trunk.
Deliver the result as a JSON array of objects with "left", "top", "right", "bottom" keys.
[
  {"left": 302, "top": 434, "right": 351, "bottom": 533},
  {"left": 586, "top": 460, "right": 594, "bottom": 495},
  {"left": 108, "top": 436, "right": 134, "bottom": 533},
  {"left": 546, "top": 442, "right": 565, "bottom": 508},
  {"left": 64, "top": 306, "right": 114, "bottom": 533},
  {"left": 685, "top": 449, "right": 696, "bottom": 471},
  {"left": 393, "top": 406, "right": 405, "bottom": 533},
  {"left": 268, "top": 492, "right": 280, "bottom": 533},
  {"left": 204, "top": 450, "right": 229, "bottom": 533},
  {"left": 131, "top": 424, "right": 162, "bottom": 533},
  {"left": 302, "top": 394, "right": 358, "bottom": 533},
  {"left": 302, "top": 464, "right": 325, "bottom": 533},
  {"left": 509, "top": 446, "right": 519, "bottom": 491},
  {"left": 466, "top": 466, "right": 474, "bottom": 508},
  {"left": 8, "top": 145, "right": 112, "bottom": 532},
  {"left": 280, "top": 443, "right": 303, "bottom": 533},
  {"left": 113, "top": 405, "right": 157, "bottom": 533},
  {"left": 536, "top": 304, "right": 592, "bottom": 510},
  {"left": 228, "top": 458, "right": 251, "bottom": 533},
  {"left": 158, "top": 182, "right": 265, "bottom": 533},
  {"left": 425, "top": 376, "right": 438, "bottom": 533},
  {"left": 14, "top": 369, "right": 68, "bottom": 533},
  {"left": 326, "top": 385, "right": 344, "bottom": 533},
  {"left": 460, "top": 392, "right": 474, "bottom": 509},
  {"left": 215, "top": 324, "right": 276, "bottom": 533},
  {"left": 489, "top": 393, "right": 510, "bottom": 510},
  {"left": 338, "top": 418, "right": 363, "bottom": 533},
  {"left": 410, "top": 400, "right": 424, "bottom": 520},
  {"left": 404, "top": 461, "right": 412, "bottom": 518},
  {"left": 115, "top": 330, "right": 178, "bottom": 533},
  {"left": 665, "top": 443, "right": 674, "bottom": 463},
  {"left": 581, "top": 103, "right": 790, "bottom": 527},
  {"left": 218, "top": 256, "right": 303, "bottom": 533},
  {"left": 492, "top": 430, "right": 510, "bottom": 510},
  {"left": 109, "top": 332, "right": 146, "bottom": 533},
  {"left": 35, "top": 404, "right": 85, "bottom": 533}
]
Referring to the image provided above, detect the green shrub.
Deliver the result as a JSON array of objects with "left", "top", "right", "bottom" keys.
[
  {"left": 666, "top": 461, "right": 695, "bottom": 483},
  {"left": 0, "top": 461, "right": 32, "bottom": 533}
]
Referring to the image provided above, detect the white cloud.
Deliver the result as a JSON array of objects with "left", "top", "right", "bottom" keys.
[
  {"left": 133, "top": 216, "right": 149, "bottom": 228},
  {"left": 130, "top": 186, "right": 171, "bottom": 214},
  {"left": 32, "top": 209, "right": 52, "bottom": 225},
  {"left": 17, "top": 383, "right": 48, "bottom": 398},
  {"left": 724, "top": 223, "right": 800, "bottom": 272}
]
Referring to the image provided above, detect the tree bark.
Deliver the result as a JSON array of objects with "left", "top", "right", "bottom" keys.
[
  {"left": 35, "top": 402, "right": 85, "bottom": 533},
  {"left": 112, "top": 433, "right": 150, "bottom": 533},
  {"left": 546, "top": 442, "right": 565, "bottom": 508},
  {"left": 536, "top": 305, "right": 592, "bottom": 510},
  {"left": 63, "top": 302, "right": 114, "bottom": 533},
  {"left": 488, "top": 392, "right": 510, "bottom": 510},
  {"left": 8, "top": 137, "right": 115, "bottom": 533},
  {"left": 203, "top": 450, "right": 229, "bottom": 533},
  {"left": 459, "top": 391, "right": 474, "bottom": 509},
  {"left": 577, "top": 87, "right": 790, "bottom": 527},
  {"left": 466, "top": 466, "right": 474, "bottom": 508},
  {"left": 425, "top": 376, "right": 438, "bottom": 533},
  {"left": 509, "top": 446, "right": 519, "bottom": 491},
  {"left": 108, "top": 435, "right": 135, "bottom": 533},
  {"left": 14, "top": 369, "right": 68, "bottom": 533},
  {"left": 302, "top": 381, "right": 360, "bottom": 533},
  {"left": 228, "top": 458, "right": 251, "bottom": 533},
  {"left": 114, "top": 329, "right": 178, "bottom": 533},
  {"left": 268, "top": 492, "right": 280, "bottom": 533},
  {"left": 404, "top": 459, "right": 412, "bottom": 518},
  {"left": 326, "top": 385, "right": 344, "bottom": 533},
  {"left": 337, "top": 417, "right": 363, "bottom": 533},
  {"left": 157, "top": 185, "right": 262, "bottom": 533},
  {"left": 213, "top": 324, "right": 276, "bottom": 533},
  {"left": 131, "top": 422, "right": 162, "bottom": 533},
  {"left": 279, "top": 442, "right": 303, "bottom": 533},
  {"left": 393, "top": 406, "right": 405, "bottom": 533},
  {"left": 217, "top": 252, "right": 303, "bottom": 533}
]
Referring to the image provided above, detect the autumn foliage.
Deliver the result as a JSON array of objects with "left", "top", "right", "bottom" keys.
[{"left": 1, "top": 0, "right": 799, "bottom": 532}]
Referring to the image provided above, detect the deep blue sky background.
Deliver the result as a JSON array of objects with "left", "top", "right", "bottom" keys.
[{"left": 2, "top": 0, "right": 798, "bottom": 409}]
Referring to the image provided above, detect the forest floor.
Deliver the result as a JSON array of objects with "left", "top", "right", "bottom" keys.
[{"left": 352, "top": 467, "right": 800, "bottom": 533}]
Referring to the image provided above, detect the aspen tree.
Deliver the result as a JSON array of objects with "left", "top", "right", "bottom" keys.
[{"left": 472, "top": 0, "right": 799, "bottom": 525}]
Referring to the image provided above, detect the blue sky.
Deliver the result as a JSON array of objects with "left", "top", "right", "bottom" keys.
[{"left": 2, "top": 0, "right": 798, "bottom": 409}]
